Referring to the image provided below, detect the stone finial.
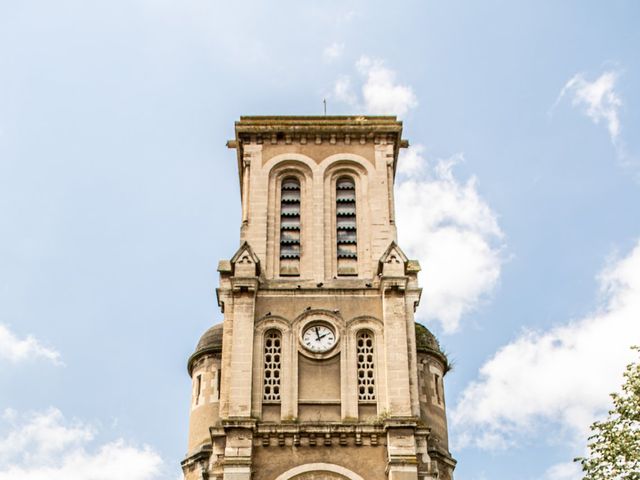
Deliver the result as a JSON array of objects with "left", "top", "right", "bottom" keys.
[
  {"left": 378, "top": 241, "right": 409, "bottom": 277},
  {"left": 230, "top": 242, "right": 261, "bottom": 277}
]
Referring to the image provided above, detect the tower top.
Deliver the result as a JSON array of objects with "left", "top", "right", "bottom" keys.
[{"left": 227, "top": 115, "right": 409, "bottom": 184}]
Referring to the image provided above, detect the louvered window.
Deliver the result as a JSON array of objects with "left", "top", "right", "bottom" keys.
[
  {"left": 357, "top": 331, "right": 376, "bottom": 401},
  {"left": 263, "top": 330, "right": 282, "bottom": 402},
  {"left": 280, "top": 177, "right": 300, "bottom": 276},
  {"left": 336, "top": 177, "right": 357, "bottom": 275}
]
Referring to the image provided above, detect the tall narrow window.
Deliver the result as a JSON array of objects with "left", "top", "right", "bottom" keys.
[
  {"left": 357, "top": 331, "right": 376, "bottom": 401},
  {"left": 195, "top": 374, "right": 202, "bottom": 405},
  {"left": 263, "top": 330, "right": 282, "bottom": 401},
  {"left": 280, "top": 177, "right": 300, "bottom": 276},
  {"left": 433, "top": 373, "right": 442, "bottom": 405},
  {"left": 336, "top": 177, "right": 357, "bottom": 276}
]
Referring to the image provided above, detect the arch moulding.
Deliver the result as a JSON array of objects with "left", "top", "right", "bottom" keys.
[
  {"left": 273, "top": 463, "right": 365, "bottom": 480},
  {"left": 263, "top": 153, "right": 319, "bottom": 175}
]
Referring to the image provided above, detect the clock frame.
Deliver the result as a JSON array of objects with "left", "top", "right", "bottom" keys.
[{"left": 298, "top": 319, "right": 340, "bottom": 359}]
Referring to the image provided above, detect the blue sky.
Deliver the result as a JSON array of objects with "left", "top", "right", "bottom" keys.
[{"left": 0, "top": 1, "right": 639, "bottom": 479}]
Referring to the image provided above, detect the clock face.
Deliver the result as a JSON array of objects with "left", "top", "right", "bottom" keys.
[{"left": 302, "top": 324, "right": 336, "bottom": 353}]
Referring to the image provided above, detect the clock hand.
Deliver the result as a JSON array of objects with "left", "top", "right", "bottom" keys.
[{"left": 314, "top": 326, "right": 321, "bottom": 341}]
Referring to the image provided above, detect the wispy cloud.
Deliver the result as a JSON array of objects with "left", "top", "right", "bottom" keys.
[
  {"left": 452, "top": 239, "right": 640, "bottom": 450},
  {"left": 330, "top": 56, "right": 418, "bottom": 117},
  {"left": 322, "top": 42, "right": 344, "bottom": 62},
  {"left": 356, "top": 56, "right": 418, "bottom": 116},
  {"left": 555, "top": 70, "right": 622, "bottom": 145},
  {"left": 0, "top": 408, "right": 164, "bottom": 480},
  {"left": 0, "top": 324, "right": 62, "bottom": 365},
  {"left": 332, "top": 75, "right": 356, "bottom": 106},
  {"left": 395, "top": 146, "right": 505, "bottom": 333},
  {"left": 545, "top": 461, "right": 582, "bottom": 480}
]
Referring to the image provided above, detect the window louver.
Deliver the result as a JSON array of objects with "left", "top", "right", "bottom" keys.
[
  {"left": 279, "top": 177, "right": 300, "bottom": 276},
  {"left": 336, "top": 177, "right": 357, "bottom": 275}
]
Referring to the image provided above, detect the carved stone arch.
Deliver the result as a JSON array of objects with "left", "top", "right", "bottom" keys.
[
  {"left": 266, "top": 158, "right": 316, "bottom": 279},
  {"left": 346, "top": 315, "right": 384, "bottom": 334},
  {"left": 274, "top": 463, "right": 365, "bottom": 480},
  {"left": 292, "top": 308, "right": 344, "bottom": 337},
  {"left": 292, "top": 307, "right": 343, "bottom": 325},
  {"left": 263, "top": 152, "right": 319, "bottom": 174},
  {"left": 318, "top": 153, "right": 375, "bottom": 177},
  {"left": 321, "top": 160, "right": 369, "bottom": 184},
  {"left": 254, "top": 315, "right": 291, "bottom": 333},
  {"left": 268, "top": 159, "right": 315, "bottom": 184}
]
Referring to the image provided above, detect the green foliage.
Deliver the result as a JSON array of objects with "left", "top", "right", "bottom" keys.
[
  {"left": 370, "top": 409, "right": 391, "bottom": 425},
  {"left": 576, "top": 347, "right": 640, "bottom": 479}
]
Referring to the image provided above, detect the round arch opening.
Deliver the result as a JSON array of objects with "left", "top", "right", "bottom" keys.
[{"left": 274, "top": 463, "right": 365, "bottom": 480}]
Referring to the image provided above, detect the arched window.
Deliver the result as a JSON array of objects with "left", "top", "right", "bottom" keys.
[
  {"left": 336, "top": 176, "right": 357, "bottom": 276},
  {"left": 280, "top": 177, "right": 301, "bottom": 276},
  {"left": 356, "top": 330, "right": 376, "bottom": 401},
  {"left": 263, "top": 330, "right": 282, "bottom": 401}
]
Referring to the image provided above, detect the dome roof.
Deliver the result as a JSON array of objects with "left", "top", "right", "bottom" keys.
[
  {"left": 187, "top": 323, "right": 223, "bottom": 375},
  {"left": 415, "top": 323, "right": 449, "bottom": 368}
]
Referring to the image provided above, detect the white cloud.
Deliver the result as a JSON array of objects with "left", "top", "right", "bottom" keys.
[
  {"left": 0, "top": 408, "right": 164, "bottom": 480},
  {"left": 452, "top": 239, "right": 640, "bottom": 449},
  {"left": 330, "top": 56, "right": 418, "bottom": 117},
  {"left": 0, "top": 324, "right": 62, "bottom": 365},
  {"left": 332, "top": 75, "right": 357, "bottom": 107},
  {"left": 357, "top": 56, "right": 418, "bottom": 116},
  {"left": 557, "top": 71, "right": 622, "bottom": 144},
  {"left": 395, "top": 146, "right": 505, "bottom": 333},
  {"left": 323, "top": 42, "right": 344, "bottom": 62},
  {"left": 545, "top": 461, "right": 582, "bottom": 480}
]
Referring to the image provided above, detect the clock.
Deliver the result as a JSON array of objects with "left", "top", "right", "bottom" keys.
[{"left": 301, "top": 324, "right": 337, "bottom": 353}]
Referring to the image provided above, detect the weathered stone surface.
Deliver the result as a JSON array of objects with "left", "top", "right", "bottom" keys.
[{"left": 182, "top": 117, "right": 456, "bottom": 480}]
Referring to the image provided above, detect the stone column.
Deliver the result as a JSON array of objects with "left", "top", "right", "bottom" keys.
[
  {"left": 220, "top": 247, "right": 259, "bottom": 480},
  {"left": 227, "top": 287, "right": 257, "bottom": 417},
  {"left": 385, "top": 421, "right": 419, "bottom": 480},
  {"left": 381, "top": 273, "right": 419, "bottom": 480},
  {"left": 222, "top": 420, "right": 256, "bottom": 480},
  {"left": 381, "top": 281, "right": 412, "bottom": 415}
]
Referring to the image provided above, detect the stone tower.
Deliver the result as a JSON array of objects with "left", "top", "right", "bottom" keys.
[{"left": 182, "top": 116, "right": 456, "bottom": 480}]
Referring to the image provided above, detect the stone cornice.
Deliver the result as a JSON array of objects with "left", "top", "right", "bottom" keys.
[
  {"left": 180, "top": 444, "right": 212, "bottom": 468},
  {"left": 227, "top": 116, "right": 409, "bottom": 186},
  {"left": 233, "top": 116, "right": 404, "bottom": 140},
  {"left": 427, "top": 446, "right": 458, "bottom": 468}
]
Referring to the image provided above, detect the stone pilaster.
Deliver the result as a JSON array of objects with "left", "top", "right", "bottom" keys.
[
  {"left": 380, "top": 279, "right": 412, "bottom": 416},
  {"left": 385, "top": 420, "right": 419, "bottom": 480},
  {"left": 221, "top": 419, "right": 255, "bottom": 480}
]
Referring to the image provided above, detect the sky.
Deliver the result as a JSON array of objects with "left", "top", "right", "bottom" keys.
[{"left": 0, "top": 1, "right": 639, "bottom": 479}]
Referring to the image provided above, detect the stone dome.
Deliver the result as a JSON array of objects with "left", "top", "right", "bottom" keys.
[
  {"left": 415, "top": 323, "right": 449, "bottom": 369},
  {"left": 187, "top": 323, "right": 223, "bottom": 375}
]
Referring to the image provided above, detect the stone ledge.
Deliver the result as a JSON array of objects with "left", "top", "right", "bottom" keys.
[
  {"left": 181, "top": 444, "right": 212, "bottom": 468},
  {"left": 253, "top": 422, "right": 386, "bottom": 448}
]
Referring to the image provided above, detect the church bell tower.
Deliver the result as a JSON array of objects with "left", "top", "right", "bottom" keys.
[{"left": 182, "top": 116, "right": 456, "bottom": 480}]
